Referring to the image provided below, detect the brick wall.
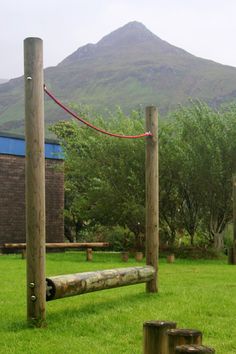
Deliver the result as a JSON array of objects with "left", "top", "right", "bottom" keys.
[{"left": 0, "top": 154, "right": 64, "bottom": 244}]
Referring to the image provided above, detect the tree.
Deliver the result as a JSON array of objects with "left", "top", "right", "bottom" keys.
[
  {"left": 51, "top": 108, "right": 146, "bottom": 249},
  {"left": 171, "top": 102, "right": 236, "bottom": 248},
  {"left": 52, "top": 101, "right": 236, "bottom": 250},
  {"left": 159, "top": 123, "right": 183, "bottom": 245}
]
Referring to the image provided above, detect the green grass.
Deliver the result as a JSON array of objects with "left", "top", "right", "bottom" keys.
[{"left": 0, "top": 253, "right": 235, "bottom": 353}]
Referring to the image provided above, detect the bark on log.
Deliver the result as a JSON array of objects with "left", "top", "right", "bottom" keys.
[
  {"left": 167, "top": 329, "right": 202, "bottom": 354},
  {"left": 46, "top": 266, "right": 155, "bottom": 301},
  {"left": 143, "top": 320, "right": 177, "bottom": 354},
  {"left": 175, "top": 345, "right": 215, "bottom": 353},
  {"left": 3, "top": 242, "right": 109, "bottom": 250}
]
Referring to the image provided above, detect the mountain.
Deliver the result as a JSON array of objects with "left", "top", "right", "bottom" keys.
[
  {"left": 0, "top": 79, "right": 8, "bottom": 84},
  {"left": 1, "top": 21, "right": 236, "bottom": 134}
]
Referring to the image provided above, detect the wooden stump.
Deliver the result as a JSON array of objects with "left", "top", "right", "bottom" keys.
[
  {"left": 21, "top": 249, "right": 26, "bottom": 259},
  {"left": 175, "top": 345, "right": 215, "bottom": 353},
  {"left": 167, "top": 329, "right": 202, "bottom": 354},
  {"left": 86, "top": 248, "right": 93, "bottom": 261},
  {"left": 143, "top": 320, "right": 177, "bottom": 354},
  {"left": 167, "top": 254, "right": 175, "bottom": 263},
  {"left": 135, "top": 251, "right": 144, "bottom": 262},
  {"left": 121, "top": 252, "right": 129, "bottom": 262},
  {"left": 228, "top": 246, "right": 236, "bottom": 265}
]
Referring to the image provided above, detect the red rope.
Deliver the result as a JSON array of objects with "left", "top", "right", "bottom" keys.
[{"left": 44, "top": 85, "right": 152, "bottom": 139}]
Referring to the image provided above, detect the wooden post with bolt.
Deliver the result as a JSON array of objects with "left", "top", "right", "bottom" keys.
[
  {"left": 24, "top": 37, "right": 46, "bottom": 327},
  {"left": 143, "top": 320, "right": 177, "bottom": 354},
  {"left": 145, "top": 106, "right": 159, "bottom": 293}
]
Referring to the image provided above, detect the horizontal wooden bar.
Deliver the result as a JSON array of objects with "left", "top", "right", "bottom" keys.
[
  {"left": 2, "top": 242, "right": 109, "bottom": 249},
  {"left": 46, "top": 266, "right": 155, "bottom": 301}
]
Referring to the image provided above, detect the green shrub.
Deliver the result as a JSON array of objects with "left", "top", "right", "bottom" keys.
[{"left": 160, "top": 246, "right": 222, "bottom": 260}]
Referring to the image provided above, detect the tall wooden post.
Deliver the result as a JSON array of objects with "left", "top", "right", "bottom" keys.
[
  {"left": 24, "top": 37, "right": 46, "bottom": 327},
  {"left": 232, "top": 174, "right": 236, "bottom": 264},
  {"left": 145, "top": 106, "right": 159, "bottom": 292}
]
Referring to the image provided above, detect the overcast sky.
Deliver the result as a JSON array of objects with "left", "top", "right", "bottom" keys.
[{"left": 1, "top": 0, "right": 236, "bottom": 79}]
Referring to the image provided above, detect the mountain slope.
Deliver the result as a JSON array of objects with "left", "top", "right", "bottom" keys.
[
  {"left": 1, "top": 21, "right": 236, "bottom": 134},
  {"left": 0, "top": 79, "right": 8, "bottom": 85}
]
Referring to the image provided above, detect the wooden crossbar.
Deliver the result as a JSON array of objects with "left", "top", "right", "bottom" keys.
[{"left": 2, "top": 242, "right": 109, "bottom": 250}]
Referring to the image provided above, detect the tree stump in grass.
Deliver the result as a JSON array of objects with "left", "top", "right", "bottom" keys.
[
  {"left": 143, "top": 320, "right": 177, "bottom": 354},
  {"left": 167, "top": 329, "right": 202, "bottom": 354},
  {"left": 175, "top": 345, "right": 215, "bottom": 353},
  {"left": 121, "top": 251, "right": 129, "bottom": 262},
  {"left": 86, "top": 248, "right": 93, "bottom": 261},
  {"left": 228, "top": 246, "right": 236, "bottom": 265},
  {"left": 135, "top": 251, "right": 144, "bottom": 261},
  {"left": 21, "top": 249, "right": 26, "bottom": 259},
  {"left": 167, "top": 254, "right": 175, "bottom": 263}
]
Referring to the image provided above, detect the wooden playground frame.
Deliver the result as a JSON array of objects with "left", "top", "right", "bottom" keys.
[{"left": 24, "top": 37, "right": 159, "bottom": 327}]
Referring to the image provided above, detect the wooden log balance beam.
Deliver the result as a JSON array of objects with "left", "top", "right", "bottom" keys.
[
  {"left": 46, "top": 266, "right": 155, "bottom": 301},
  {"left": 3, "top": 242, "right": 109, "bottom": 250}
]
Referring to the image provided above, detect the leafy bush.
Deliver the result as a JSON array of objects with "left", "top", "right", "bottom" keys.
[{"left": 160, "top": 246, "right": 223, "bottom": 259}]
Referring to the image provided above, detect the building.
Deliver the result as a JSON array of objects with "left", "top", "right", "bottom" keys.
[{"left": 0, "top": 132, "right": 64, "bottom": 245}]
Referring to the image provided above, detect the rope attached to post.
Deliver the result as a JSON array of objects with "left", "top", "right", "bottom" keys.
[{"left": 44, "top": 85, "right": 152, "bottom": 139}]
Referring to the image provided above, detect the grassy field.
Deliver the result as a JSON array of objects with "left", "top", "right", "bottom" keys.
[{"left": 0, "top": 252, "right": 235, "bottom": 354}]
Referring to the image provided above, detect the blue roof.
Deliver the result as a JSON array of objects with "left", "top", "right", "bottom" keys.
[{"left": 0, "top": 134, "right": 63, "bottom": 160}]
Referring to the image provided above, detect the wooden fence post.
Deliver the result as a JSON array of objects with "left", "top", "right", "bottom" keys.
[
  {"left": 24, "top": 37, "right": 46, "bottom": 327},
  {"left": 231, "top": 174, "right": 236, "bottom": 264},
  {"left": 145, "top": 106, "right": 159, "bottom": 293},
  {"left": 143, "top": 320, "right": 176, "bottom": 354}
]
